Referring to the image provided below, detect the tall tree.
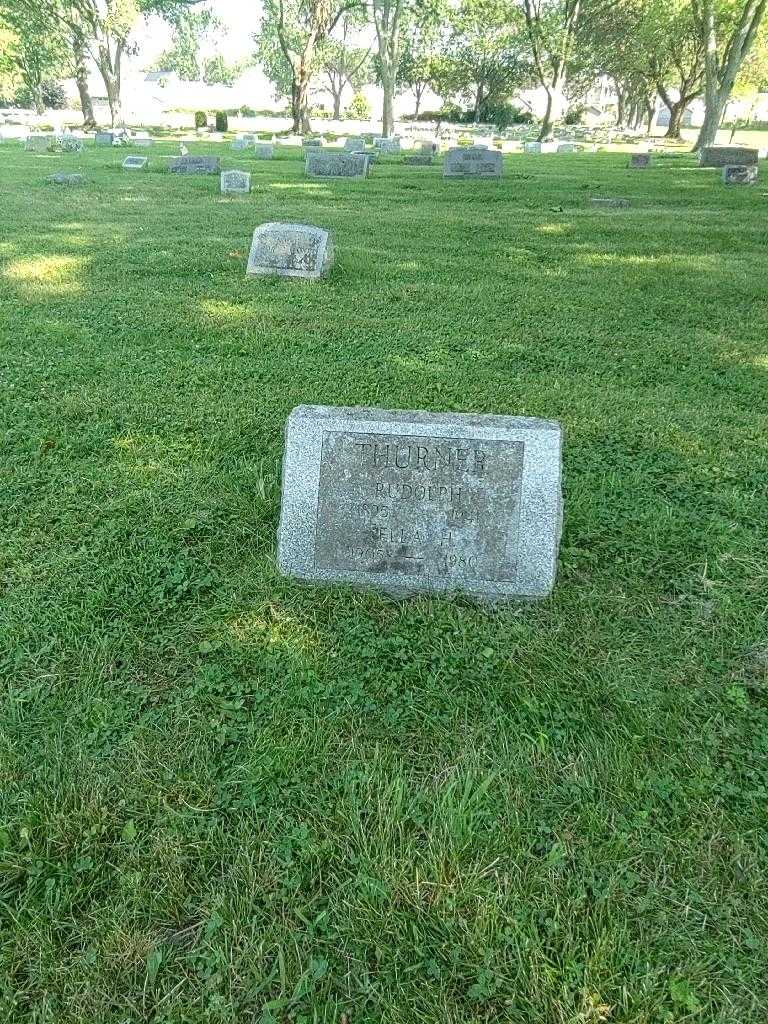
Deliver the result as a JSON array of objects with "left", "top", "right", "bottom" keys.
[
  {"left": 154, "top": 8, "right": 214, "bottom": 80},
  {"left": 394, "top": 0, "right": 446, "bottom": 118},
  {"left": 0, "top": 2, "right": 68, "bottom": 114},
  {"left": 437, "top": 0, "right": 529, "bottom": 123},
  {"left": 521, "top": 0, "right": 583, "bottom": 139},
  {"left": 372, "top": 0, "right": 407, "bottom": 136},
  {"left": 692, "top": 0, "right": 767, "bottom": 149},
  {"left": 256, "top": 0, "right": 361, "bottom": 134},
  {"left": 13, "top": 0, "right": 202, "bottom": 126},
  {"left": 317, "top": 12, "right": 371, "bottom": 118}
]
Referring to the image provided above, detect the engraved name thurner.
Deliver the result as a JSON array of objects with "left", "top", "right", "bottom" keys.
[{"left": 313, "top": 431, "right": 524, "bottom": 580}]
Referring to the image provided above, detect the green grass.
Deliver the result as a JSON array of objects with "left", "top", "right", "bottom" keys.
[{"left": 1, "top": 140, "right": 767, "bottom": 1024}]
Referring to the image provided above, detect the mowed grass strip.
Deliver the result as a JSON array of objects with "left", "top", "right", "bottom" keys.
[{"left": 0, "top": 141, "right": 766, "bottom": 1023}]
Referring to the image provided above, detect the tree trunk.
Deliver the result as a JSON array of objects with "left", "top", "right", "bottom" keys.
[
  {"left": 333, "top": 89, "right": 342, "bottom": 119},
  {"left": 380, "top": 61, "right": 395, "bottom": 137},
  {"left": 293, "top": 65, "right": 312, "bottom": 133},
  {"left": 664, "top": 97, "right": 687, "bottom": 139},
  {"left": 616, "top": 87, "right": 625, "bottom": 127},
  {"left": 73, "top": 32, "right": 95, "bottom": 128},
  {"left": 538, "top": 88, "right": 554, "bottom": 141},
  {"left": 413, "top": 82, "right": 424, "bottom": 119}
]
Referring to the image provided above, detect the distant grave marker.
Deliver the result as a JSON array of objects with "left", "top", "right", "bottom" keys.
[
  {"left": 221, "top": 169, "right": 251, "bottom": 193},
  {"left": 168, "top": 154, "right": 220, "bottom": 175},
  {"left": 302, "top": 137, "right": 323, "bottom": 148},
  {"left": 25, "top": 134, "right": 54, "bottom": 152},
  {"left": 374, "top": 137, "right": 401, "bottom": 153},
  {"left": 699, "top": 146, "right": 758, "bottom": 168},
  {"left": 590, "top": 197, "right": 630, "bottom": 208},
  {"left": 278, "top": 405, "right": 563, "bottom": 600},
  {"left": 404, "top": 155, "right": 433, "bottom": 166},
  {"left": 47, "top": 172, "right": 84, "bottom": 185},
  {"left": 722, "top": 164, "right": 757, "bottom": 185},
  {"left": 122, "top": 155, "right": 148, "bottom": 170},
  {"left": 443, "top": 146, "right": 502, "bottom": 178},
  {"left": 629, "top": 153, "right": 650, "bottom": 168},
  {"left": 95, "top": 131, "right": 114, "bottom": 146},
  {"left": 305, "top": 149, "right": 370, "bottom": 179},
  {"left": 246, "top": 223, "right": 333, "bottom": 280},
  {"left": 253, "top": 143, "right": 274, "bottom": 159}
]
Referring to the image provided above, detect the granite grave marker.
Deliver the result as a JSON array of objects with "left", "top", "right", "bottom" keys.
[
  {"left": 723, "top": 164, "right": 758, "bottom": 185},
  {"left": 278, "top": 405, "right": 563, "bottom": 600},
  {"left": 221, "top": 169, "right": 251, "bottom": 193},
  {"left": 305, "top": 149, "right": 370, "bottom": 179},
  {"left": 122, "top": 155, "right": 148, "bottom": 170},
  {"left": 168, "top": 154, "right": 220, "bottom": 175},
  {"left": 246, "top": 222, "right": 333, "bottom": 280},
  {"left": 443, "top": 146, "right": 502, "bottom": 178},
  {"left": 699, "top": 146, "right": 758, "bottom": 168}
]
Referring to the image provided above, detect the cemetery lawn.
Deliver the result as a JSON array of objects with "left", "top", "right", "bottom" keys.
[{"left": 1, "top": 141, "right": 768, "bottom": 1024}]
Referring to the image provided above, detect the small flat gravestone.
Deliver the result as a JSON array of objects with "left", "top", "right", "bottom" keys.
[
  {"left": 699, "top": 146, "right": 758, "bottom": 168},
  {"left": 47, "top": 172, "right": 84, "bottom": 185},
  {"left": 443, "top": 146, "right": 502, "bottom": 178},
  {"left": 629, "top": 153, "right": 650, "bottom": 168},
  {"left": 95, "top": 131, "right": 114, "bottom": 146},
  {"left": 557, "top": 142, "right": 576, "bottom": 153},
  {"left": 122, "top": 155, "right": 148, "bottom": 170},
  {"left": 305, "top": 149, "right": 370, "bottom": 179},
  {"left": 344, "top": 136, "right": 366, "bottom": 151},
  {"left": 302, "top": 137, "right": 323, "bottom": 148},
  {"left": 278, "top": 405, "right": 563, "bottom": 600},
  {"left": 253, "top": 143, "right": 274, "bottom": 159},
  {"left": 221, "top": 169, "right": 251, "bottom": 194},
  {"left": 723, "top": 164, "right": 758, "bottom": 185},
  {"left": 404, "top": 155, "right": 433, "bottom": 166},
  {"left": 246, "top": 222, "right": 333, "bottom": 280},
  {"left": 168, "top": 154, "right": 220, "bottom": 175},
  {"left": 590, "top": 197, "right": 630, "bottom": 208}
]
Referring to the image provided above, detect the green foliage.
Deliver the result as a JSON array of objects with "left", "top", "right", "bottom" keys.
[
  {"left": 214, "top": 110, "right": 228, "bottom": 132},
  {"left": 194, "top": 109, "right": 207, "bottom": 128},
  {"left": 0, "top": 1, "right": 68, "bottom": 113},
  {"left": 436, "top": 0, "right": 532, "bottom": 121},
  {"left": 203, "top": 55, "right": 243, "bottom": 87},
  {"left": 153, "top": 9, "right": 214, "bottom": 81},
  {"left": 346, "top": 90, "right": 371, "bottom": 119},
  {"left": 14, "top": 77, "right": 66, "bottom": 109},
  {"left": 1, "top": 140, "right": 768, "bottom": 1021}
]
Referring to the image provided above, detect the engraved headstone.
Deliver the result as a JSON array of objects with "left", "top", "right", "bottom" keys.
[
  {"left": 221, "top": 169, "right": 251, "bottom": 193},
  {"left": 629, "top": 153, "right": 650, "bottom": 168},
  {"left": 344, "top": 136, "right": 366, "bottom": 151},
  {"left": 122, "top": 155, "right": 148, "bottom": 170},
  {"left": 25, "top": 134, "right": 54, "bottom": 152},
  {"left": 95, "top": 131, "right": 114, "bottom": 146},
  {"left": 246, "top": 222, "right": 333, "bottom": 280},
  {"left": 47, "top": 172, "right": 84, "bottom": 185},
  {"left": 443, "top": 146, "right": 502, "bottom": 178},
  {"left": 305, "top": 149, "right": 370, "bottom": 179},
  {"left": 590, "top": 197, "right": 630, "bottom": 208},
  {"left": 699, "top": 146, "right": 758, "bottom": 168},
  {"left": 722, "top": 163, "right": 758, "bottom": 185},
  {"left": 168, "top": 154, "right": 220, "bottom": 175},
  {"left": 231, "top": 138, "right": 249, "bottom": 151},
  {"left": 278, "top": 405, "right": 563, "bottom": 599},
  {"left": 374, "top": 136, "right": 401, "bottom": 153},
  {"left": 254, "top": 143, "right": 274, "bottom": 159}
]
